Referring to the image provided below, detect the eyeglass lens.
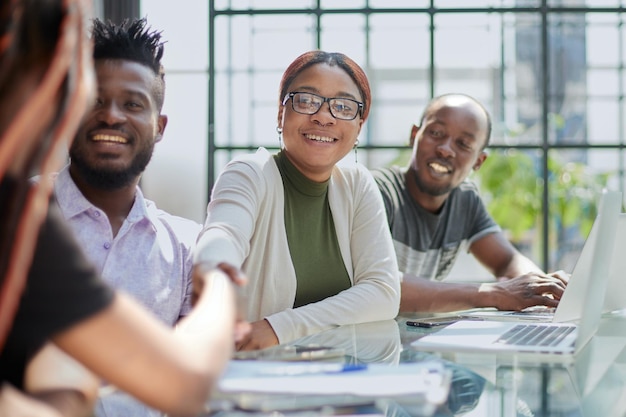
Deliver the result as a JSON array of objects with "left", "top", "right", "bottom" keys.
[{"left": 290, "top": 92, "right": 360, "bottom": 120}]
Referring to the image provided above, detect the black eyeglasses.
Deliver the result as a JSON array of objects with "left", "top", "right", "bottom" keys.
[{"left": 282, "top": 92, "right": 363, "bottom": 121}]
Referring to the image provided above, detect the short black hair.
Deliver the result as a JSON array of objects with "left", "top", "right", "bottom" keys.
[{"left": 91, "top": 17, "right": 166, "bottom": 110}]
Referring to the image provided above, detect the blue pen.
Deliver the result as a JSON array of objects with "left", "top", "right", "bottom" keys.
[{"left": 258, "top": 363, "right": 367, "bottom": 376}]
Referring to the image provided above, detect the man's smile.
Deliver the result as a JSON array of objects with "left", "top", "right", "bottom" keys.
[
  {"left": 92, "top": 133, "right": 128, "bottom": 144},
  {"left": 429, "top": 161, "right": 452, "bottom": 174}
]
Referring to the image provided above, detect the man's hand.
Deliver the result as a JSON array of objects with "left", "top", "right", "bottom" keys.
[
  {"left": 191, "top": 262, "right": 251, "bottom": 344},
  {"left": 191, "top": 262, "right": 247, "bottom": 306},
  {"left": 547, "top": 270, "right": 570, "bottom": 284},
  {"left": 235, "top": 319, "right": 279, "bottom": 351},
  {"left": 484, "top": 271, "right": 570, "bottom": 311}
]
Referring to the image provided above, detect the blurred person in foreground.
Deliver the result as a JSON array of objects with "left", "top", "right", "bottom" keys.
[
  {"left": 372, "top": 94, "right": 568, "bottom": 313},
  {"left": 193, "top": 50, "right": 401, "bottom": 351},
  {"left": 50, "top": 16, "right": 201, "bottom": 417},
  {"left": 0, "top": 1, "right": 245, "bottom": 416}
]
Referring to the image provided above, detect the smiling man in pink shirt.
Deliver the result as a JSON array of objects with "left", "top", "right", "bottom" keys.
[{"left": 52, "top": 17, "right": 200, "bottom": 417}]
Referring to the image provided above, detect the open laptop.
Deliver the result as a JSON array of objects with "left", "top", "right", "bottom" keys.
[
  {"left": 603, "top": 212, "right": 626, "bottom": 314},
  {"left": 410, "top": 190, "right": 622, "bottom": 363},
  {"left": 460, "top": 190, "right": 624, "bottom": 323},
  {"left": 546, "top": 204, "right": 626, "bottom": 322}
]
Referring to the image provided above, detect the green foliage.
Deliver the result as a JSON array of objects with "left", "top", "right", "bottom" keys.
[
  {"left": 473, "top": 149, "right": 610, "bottom": 242},
  {"left": 474, "top": 149, "right": 540, "bottom": 240}
]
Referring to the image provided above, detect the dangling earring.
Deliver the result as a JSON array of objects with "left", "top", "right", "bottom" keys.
[
  {"left": 276, "top": 126, "right": 283, "bottom": 149},
  {"left": 353, "top": 139, "right": 360, "bottom": 163}
]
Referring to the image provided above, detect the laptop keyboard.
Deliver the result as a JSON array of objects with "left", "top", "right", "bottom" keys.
[{"left": 495, "top": 324, "right": 575, "bottom": 347}]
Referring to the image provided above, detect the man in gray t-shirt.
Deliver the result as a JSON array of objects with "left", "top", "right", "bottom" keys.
[{"left": 372, "top": 94, "right": 568, "bottom": 313}]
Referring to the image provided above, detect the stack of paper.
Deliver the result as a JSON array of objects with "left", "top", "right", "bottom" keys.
[{"left": 212, "top": 360, "right": 451, "bottom": 413}]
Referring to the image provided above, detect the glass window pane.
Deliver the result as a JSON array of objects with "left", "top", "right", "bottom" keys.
[
  {"left": 548, "top": 149, "right": 618, "bottom": 270},
  {"left": 214, "top": 16, "right": 251, "bottom": 71},
  {"left": 359, "top": 148, "right": 412, "bottom": 171},
  {"left": 587, "top": 97, "right": 620, "bottom": 144},
  {"left": 432, "top": 12, "right": 502, "bottom": 126},
  {"left": 436, "top": 0, "right": 540, "bottom": 6},
  {"left": 140, "top": 0, "right": 208, "bottom": 71},
  {"left": 321, "top": 0, "right": 366, "bottom": 8},
  {"left": 369, "top": 0, "right": 429, "bottom": 7},
  {"left": 366, "top": 91, "right": 427, "bottom": 146},
  {"left": 142, "top": 73, "right": 209, "bottom": 224},
  {"left": 214, "top": 72, "right": 250, "bottom": 147},
  {"left": 215, "top": 15, "right": 317, "bottom": 72},
  {"left": 587, "top": 14, "right": 620, "bottom": 66},
  {"left": 546, "top": 14, "right": 589, "bottom": 145},
  {"left": 367, "top": 13, "right": 431, "bottom": 147},
  {"left": 621, "top": 98, "right": 626, "bottom": 145},
  {"left": 252, "top": 15, "right": 318, "bottom": 69},
  {"left": 474, "top": 149, "right": 543, "bottom": 265},
  {"left": 215, "top": 71, "right": 282, "bottom": 148},
  {"left": 320, "top": 14, "right": 367, "bottom": 61},
  {"left": 548, "top": 0, "right": 625, "bottom": 6},
  {"left": 505, "top": 14, "right": 543, "bottom": 146},
  {"left": 619, "top": 150, "right": 626, "bottom": 196},
  {"left": 369, "top": 13, "right": 430, "bottom": 69},
  {"left": 432, "top": 13, "right": 546, "bottom": 146},
  {"left": 214, "top": 0, "right": 315, "bottom": 10},
  {"left": 214, "top": 13, "right": 318, "bottom": 154},
  {"left": 434, "top": 13, "right": 503, "bottom": 69},
  {"left": 587, "top": 69, "right": 619, "bottom": 97}
]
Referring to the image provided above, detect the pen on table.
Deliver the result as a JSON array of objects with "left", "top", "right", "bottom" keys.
[{"left": 257, "top": 363, "right": 367, "bottom": 376}]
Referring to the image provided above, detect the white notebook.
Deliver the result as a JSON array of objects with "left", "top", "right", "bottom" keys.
[{"left": 411, "top": 190, "right": 622, "bottom": 363}]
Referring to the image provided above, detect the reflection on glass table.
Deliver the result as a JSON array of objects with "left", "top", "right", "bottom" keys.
[
  {"left": 283, "top": 319, "right": 403, "bottom": 365},
  {"left": 210, "top": 320, "right": 448, "bottom": 417}
]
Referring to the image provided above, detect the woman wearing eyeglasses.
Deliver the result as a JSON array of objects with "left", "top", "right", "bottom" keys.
[{"left": 194, "top": 50, "right": 401, "bottom": 351}]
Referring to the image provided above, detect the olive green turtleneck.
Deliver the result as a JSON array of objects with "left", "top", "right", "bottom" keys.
[{"left": 274, "top": 151, "right": 351, "bottom": 308}]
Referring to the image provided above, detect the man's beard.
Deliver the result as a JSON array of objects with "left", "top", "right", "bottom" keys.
[
  {"left": 69, "top": 147, "right": 154, "bottom": 191},
  {"left": 413, "top": 168, "right": 452, "bottom": 197}
]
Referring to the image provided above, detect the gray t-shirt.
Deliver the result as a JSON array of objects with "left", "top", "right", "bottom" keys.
[{"left": 372, "top": 166, "right": 500, "bottom": 281}]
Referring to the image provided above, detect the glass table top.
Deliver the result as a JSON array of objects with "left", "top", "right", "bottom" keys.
[{"left": 206, "top": 311, "right": 626, "bottom": 417}]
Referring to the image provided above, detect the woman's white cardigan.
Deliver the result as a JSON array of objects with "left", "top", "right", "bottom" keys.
[{"left": 195, "top": 148, "right": 400, "bottom": 343}]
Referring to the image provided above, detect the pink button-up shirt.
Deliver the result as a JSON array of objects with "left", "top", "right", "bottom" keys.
[{"left": 53, "top": 165, "right": 200, "bottom": 326}]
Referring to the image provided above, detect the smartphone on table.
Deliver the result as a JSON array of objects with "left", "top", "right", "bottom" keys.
[{"left": 406, "top": 315, "right": 465, "bottom": 328}]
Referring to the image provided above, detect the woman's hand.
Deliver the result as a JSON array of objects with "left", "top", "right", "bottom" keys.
[{"left": 235, "top": 319, "right": 279, "bottom": 351}]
